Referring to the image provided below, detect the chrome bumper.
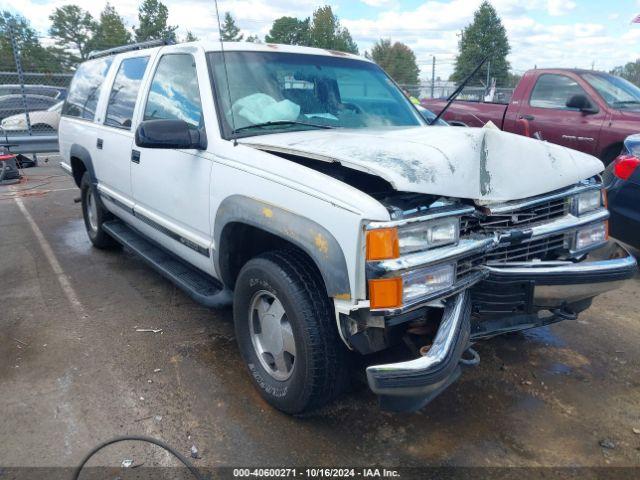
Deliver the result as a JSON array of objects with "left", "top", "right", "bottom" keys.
[
  {"left": 483, "top": 241, "right": 637, "bottom": 308},
  {"left": 364, "top": 241, "right": 636, "bottom": 411},
  {"left": 366, "top": 291, "right": 472, "bottom": 412}
]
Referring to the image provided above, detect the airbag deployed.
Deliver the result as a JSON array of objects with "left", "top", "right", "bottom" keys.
[{"left": 232, "top": 93, "right": 300, "bottom": 127}]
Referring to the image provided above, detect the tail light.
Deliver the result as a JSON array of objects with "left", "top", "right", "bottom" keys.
[{"left": 613, "top": 154, "right": 640, "bottom": 180}]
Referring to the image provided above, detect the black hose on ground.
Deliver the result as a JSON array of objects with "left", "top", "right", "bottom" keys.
[{"left": 72, "top": 435, "right": 205, "bottom": 480}]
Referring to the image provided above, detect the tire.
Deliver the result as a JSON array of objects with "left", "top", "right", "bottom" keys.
[
  {"left": 80, "top": 172, "right": 118, "bottom": 249},
  {"left": 233, "top": 249, "right": 348, "bottom": 414}
]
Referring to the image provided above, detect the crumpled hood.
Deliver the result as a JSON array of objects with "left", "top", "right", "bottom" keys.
[{"left": 240, "top": 125, "right": 604, "bottom": 204}]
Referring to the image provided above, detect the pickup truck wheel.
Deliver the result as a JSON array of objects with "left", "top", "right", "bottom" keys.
[
  {"left": 234, "top": 250, "right": 348, "bottom": 414},
  {"left": 80, "top": 172, "right": 118, "bottom": 249}
]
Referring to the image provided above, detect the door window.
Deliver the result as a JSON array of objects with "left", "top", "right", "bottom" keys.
[
  {"left": 143, "top": 54, "right": 203, "bottom": 127},
  {"left": 105, "top": 56, "right": 150, "bottom": 129},
  {"left": 530, "top": 74, "right": 588, "bottom": 109},
  {"left": 62, "top": 57, "right": 113, "bottom": 120}
]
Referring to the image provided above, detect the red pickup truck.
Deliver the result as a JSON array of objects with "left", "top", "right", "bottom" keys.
[{"left": 422, "top": 68, "right": 640, "bottom": 164}]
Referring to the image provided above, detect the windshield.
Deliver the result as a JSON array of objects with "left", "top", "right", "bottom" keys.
[
  {"left": 582, "top": 72, "right": 640, "bottom": 108},
  {"left": 207, "top": 51, "right": 424, "bottom": 138}
]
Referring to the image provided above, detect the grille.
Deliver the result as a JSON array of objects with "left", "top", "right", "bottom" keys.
[
  {"left": 456, "top": 234, "right": 566, "bottom": 280},
  {"left": 463, "top": 197, "right": 569, "bottom": 234}
]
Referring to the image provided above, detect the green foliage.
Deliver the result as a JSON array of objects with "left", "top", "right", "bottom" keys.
[
  {"left": 135, "top": 0, "right": 177, "bottom": 43},
  {"left": 91, "top": 3, "right": 132, "bottom": 52},
  {"left": 369, "top": 39, "right": 419, "bottom": 86},
  {"left": 451, "top": 1, "right": 510, "bottom": 86},
  {"left": 611, "top": 60, "right": 640, "bottom": 87},
  {"left": 0, "top": 11, "right": 64, "bottom": 72},
  {"left": 308, "top": 6, "right": 358, "bottom": 54},
  {"left": 220, "top": 12, "right": 243, "bottom": 42},
  {"left": 246, "top": 35, "right": 261, "bottom": 43},
  {"left": 183, "top": 31, "right": 198, "bottom": 43},
  {"left": 49, "top": 5, "right": 96, "bottom": 61},
  {"left": 265, "top": 16, "right": 310, "bottom": 45}
]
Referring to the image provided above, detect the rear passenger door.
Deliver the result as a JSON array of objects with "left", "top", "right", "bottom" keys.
[
  {"left": 130, "top": 52, "right": 213, "bottom": 274},
  {"left": 93, "top": 55, "right": 150, "bottom": 210}
]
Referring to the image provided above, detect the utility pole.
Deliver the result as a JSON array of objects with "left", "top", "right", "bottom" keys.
[
  {"left": 431, "top": 56, "right": 436, "bottom": 99},
  {"left": 486, "top": 59, "right": 491, "bottom": 87}
]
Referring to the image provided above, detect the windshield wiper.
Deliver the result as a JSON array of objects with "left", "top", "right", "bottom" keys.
[
  {"left": 232, "top": 120, "right": 335, "bottom": 135},
  {"left": 614, "top": 100, "right": 640, "bottom": 106}
]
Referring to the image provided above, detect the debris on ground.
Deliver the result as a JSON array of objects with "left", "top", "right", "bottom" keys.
[
  {"left": 153, "top": 368, "right": 162, "bottom": 373},
  {"left": 121, "top": 459, "right": 133, "bottom": 468},
  {"left": 135, "top": 328, "right": 163, "bottom": 333},
  {"left": 521, "top": 380, "right": 532, "bottom": 386},
  {"left": 190, "top": 445, "right": 199, "bottom": 459},
  {"left": 599, "top": 439, "right": 616, "bottom": 449},
  {"left": 632, "top": 428, "right": 640, "bottom": 435}
]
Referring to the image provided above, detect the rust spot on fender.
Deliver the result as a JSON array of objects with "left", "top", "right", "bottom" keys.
[
  {"left": 314, "top": 233, "right": 329, "bottom": 255},
  {"left": 262, "top": 207, "right": 274, "bottom": 218},
  {"left": 334, "top": 293, "right": 351, "bottom": 300}
]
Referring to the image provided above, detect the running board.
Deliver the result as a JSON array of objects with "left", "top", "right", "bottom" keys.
[{"left": 103, "top": 220, "right": 231, "bottom": 308}]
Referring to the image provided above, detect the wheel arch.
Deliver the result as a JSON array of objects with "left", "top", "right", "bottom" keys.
[
  {"left": 600, "top": 141, "right": 624, "bottom": 166},
  {"left": 214, "top": 195, "right": 351, "bottom": 299},
  {"left": 69, "top": 144, "right": 96, "bottom": 188}
]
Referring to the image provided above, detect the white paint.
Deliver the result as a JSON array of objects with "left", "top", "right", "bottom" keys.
[
  {"left": 14, "top": 196, "right": 86, "bottom": 319},
  {"left": 241, "top": 125, "right": 605, "bottom": 203}
]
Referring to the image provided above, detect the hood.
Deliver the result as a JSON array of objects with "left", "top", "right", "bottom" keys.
[{"left": 240, "top": 125, "right": 604, "bottom": 204}]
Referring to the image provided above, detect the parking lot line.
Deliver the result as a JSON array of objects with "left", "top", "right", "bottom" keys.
[{"left": 13, "top": 195, "right": 86, "bottom": 319}]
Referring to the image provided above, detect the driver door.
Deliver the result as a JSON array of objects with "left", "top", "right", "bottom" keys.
[
  {"left": 518, "top": 73, "right": 605, "bottom": 155},
  {"left": 130, "top": 52, "right": 214, "bottom": 274}
]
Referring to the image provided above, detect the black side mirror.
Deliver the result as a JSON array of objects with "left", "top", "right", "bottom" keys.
[
  {"left": 135, "top": 119, "right": 207, "bottom": 150},
  {"left": 566, "top": 94, "right": 598, "bottom": 114}
]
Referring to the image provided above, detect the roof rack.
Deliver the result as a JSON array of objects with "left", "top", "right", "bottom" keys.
[{"left": 87, "top": 39, "right": 175, "bottom": 60}]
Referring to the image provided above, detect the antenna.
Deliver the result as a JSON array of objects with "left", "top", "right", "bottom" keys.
[{"left": 214, "top": 0, "right": 238, "bottom": 146}]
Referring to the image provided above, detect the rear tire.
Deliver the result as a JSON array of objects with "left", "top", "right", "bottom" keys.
[
  {"left": 233, "top": 250, "right": 349, "bottom": 414},
  {"left": 80, "top": 172, "right": 118, "bottom": 249}
]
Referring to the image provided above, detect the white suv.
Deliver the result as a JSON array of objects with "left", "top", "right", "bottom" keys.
[{"left": 59, "top": 40, "right": 636, "bottom": 413}]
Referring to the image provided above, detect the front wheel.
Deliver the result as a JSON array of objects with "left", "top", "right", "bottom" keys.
[
  {"left": 233, "top": 250, "right": 348, "bottom": 414},
  {"left": 80, "top": 172, "right": 118, "bottom": 249}
]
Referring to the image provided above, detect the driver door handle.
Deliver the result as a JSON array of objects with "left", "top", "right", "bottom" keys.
[{"left": 519, "top": 114, "right": 535, "bottom": 121}]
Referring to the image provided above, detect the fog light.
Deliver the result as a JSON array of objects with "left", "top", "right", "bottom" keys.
[
  {"left": 402, "top": 263, "right": 455, "bottom": 304},
  {"left": 575, "top": 222, "right": 607, "bottom": 251}
]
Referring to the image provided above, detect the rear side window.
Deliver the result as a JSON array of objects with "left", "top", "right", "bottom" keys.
[
  {"left": 62, "top": 57, "right": 113, "bottom": 120},
  {"left": 530, "top": 74, "right": 586, "bottom": 109},
  {"left": 105, "top": 56, "right": 150, "bottom": 129},
  {"left": 143, "top": 54, "right": 202, "bottom": 127}
]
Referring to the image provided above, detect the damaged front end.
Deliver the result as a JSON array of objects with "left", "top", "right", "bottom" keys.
[{"left": 341, "top": 181, "right": 637, "bottom": 412}]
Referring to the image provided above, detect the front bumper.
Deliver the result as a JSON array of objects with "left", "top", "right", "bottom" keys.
[{"left": 365, "top": 240, "right": 636, "bottom": 411}]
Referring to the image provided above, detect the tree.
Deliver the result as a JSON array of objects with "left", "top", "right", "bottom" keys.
[
  {"left": 49, "top": 5, "right": 96, "bottom": 62},
  {"left": 0, "top": 11, "right": 63, "bottom": 72},
  {"left": 183, "top": 30, "right": 198, "bottom": 42},
  {"left": 135, "top": 0, "right": 177, "bottom": 43},
  {"left": 91, "top": 3, "right": 131, "bottom": 52},
  {"left": 265, "top": 17, "right": 310, "bottom": 45},
  {"left": 308, "top": 6, "right": 358, "bottom": 54},
  {"left": 611, "top": 60, "right": 640, "bottom": 87},
  {"left": 220, "top": 12, "right": 243, "bottom": 41},
  {"left": 246, "top": 34, "right": 261, "bottom": 43},
  {"left": 369, "top": 39, "right": 419, "bottom": 86},
  {"left": 451, "top": 1, "right": 510, "bottom": 86}
]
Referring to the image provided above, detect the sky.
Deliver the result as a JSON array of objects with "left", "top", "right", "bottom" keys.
[{"left": 3, "top": 0, "right": 640, "bottom": 80}]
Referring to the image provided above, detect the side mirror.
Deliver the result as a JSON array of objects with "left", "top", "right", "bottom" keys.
[
  {"left": 135, "top": 119, "right": 207, "bottom": 150},
  {"left": 566, "top": 94, "right": 598, "bottom": 114}
]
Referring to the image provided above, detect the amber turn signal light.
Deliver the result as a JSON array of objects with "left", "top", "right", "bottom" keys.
[
  {"left": 369, "top": 277, "right": 403, "bottom": 309},
  {"left": 366, "top": 228, "right": 399, "bottom": 260}
]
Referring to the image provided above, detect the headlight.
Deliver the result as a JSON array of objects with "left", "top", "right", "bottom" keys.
[
  {"left": 573, "top": 222, "right": 607, "bottom": 251},
  {"left": 398, "top": 217, "right": 460, "bottom": 255},
  {"left": 572, "top": 189, "right": 603, "bottom": 216}
]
